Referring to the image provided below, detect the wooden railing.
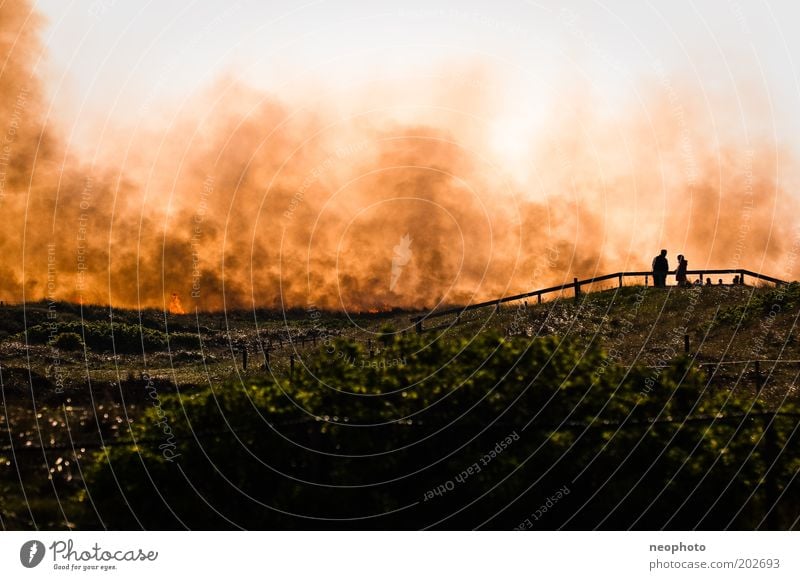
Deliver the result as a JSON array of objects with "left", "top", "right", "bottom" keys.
[{"left": 410, "top": 268, "right": 790, "bottom": 332}]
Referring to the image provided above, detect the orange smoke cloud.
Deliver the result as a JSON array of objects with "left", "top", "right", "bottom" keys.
[{"left": 2, "top": 2, "right": 798, "bottom": 313}]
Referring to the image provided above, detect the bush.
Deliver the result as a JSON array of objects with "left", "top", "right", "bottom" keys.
[
  {"left": 24, "top": 321, "right": 169, "bottom": 353},
  {"left": 167, "top": 332, "right": 202, "bottom": 351},
  {"left": 714, "top": 282, "right": 800, "bottom": 328},
  {"left": 53, "top": 332, "right": 84, "bottom": 351},
  {"left": 79, "top": 333, "right": 800, "bottom": 530}
]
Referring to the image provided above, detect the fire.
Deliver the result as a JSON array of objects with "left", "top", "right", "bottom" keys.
[{"left": 168, "top": 293, "right": 185, "bottom": 315}]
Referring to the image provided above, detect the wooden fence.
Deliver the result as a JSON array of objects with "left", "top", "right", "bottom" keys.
[{"left": 410, "top": 268, "right": 789, "bottom": 332}]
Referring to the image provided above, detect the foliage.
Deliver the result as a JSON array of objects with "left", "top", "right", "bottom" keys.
[
  {"left": 22, "top": 320, "right": 200, "bottom": 353},
  {"left": 79, "top": 333, "right": 800, "bottom": 530},
  {"left": 713, "top": 283, "right": 800, "bottom": 328},
  {"left": 53, "top": 332, "right": 84, "bottom": 351}
]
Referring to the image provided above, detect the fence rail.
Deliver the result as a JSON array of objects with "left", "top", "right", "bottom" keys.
[{"left": 410, "top": 268, "right": 789, "bottom": 332}]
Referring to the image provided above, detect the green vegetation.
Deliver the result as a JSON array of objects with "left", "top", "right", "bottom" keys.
[
  {"left": 21, "top": 320, "right": 201, "bottom": 353},
  {"left": 79, "top": 332, "right": 800, "bottom": 530},
  {"left": 3, "top": 284, "right": 800, "bottom": 530},
  {"left": 52, "top": 332, "right": 84, "bottom": 351},
  {"left": 712, "top": 282, "right": 800, "bottom": 328}
]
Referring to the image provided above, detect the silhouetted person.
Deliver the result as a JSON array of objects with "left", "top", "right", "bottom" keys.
[
  {"left": 733, "top": 275, "right": 739, "bottom": 285},
  {"left": 675, "top": 254, "right": 688, "bottom": 287},
  {"left": 693, "top": 278, "right": 702, "bottom": 286},
  {"left": 718, "top": 278, "right": 723, "bottom": 285},
  {"left": 705, "top": 278, "right": 712, "bottom": 286},
  {"left": 652, "top": 249, "right": 668, "bottom": 288}
]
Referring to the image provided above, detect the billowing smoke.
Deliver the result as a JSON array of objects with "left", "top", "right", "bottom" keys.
[{"left": 1, "top": 2, "right": 797, "bottom": 313}]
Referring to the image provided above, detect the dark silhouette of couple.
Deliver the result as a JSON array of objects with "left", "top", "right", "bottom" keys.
[{"left": 651, "top": 249, "right": 689, "bottom": 288}]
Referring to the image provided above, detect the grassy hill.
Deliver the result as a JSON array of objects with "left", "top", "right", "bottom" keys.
[
  {"left": 431, "top": 283, "right": 800, "bottom": 405},
  {"left": 1, "top": 282, "right": 799, "bottom": 530},
  {"left": 2, "top": 282, "right": 798, "bottom": 397}
]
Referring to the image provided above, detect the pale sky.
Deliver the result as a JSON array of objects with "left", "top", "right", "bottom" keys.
[{"left": 33, "top": 1, "right": 800, "bottom": 151}]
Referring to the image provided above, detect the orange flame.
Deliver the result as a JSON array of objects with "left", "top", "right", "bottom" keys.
[{"left": 168, "top": 293, "right": 185, "bottom": 315}]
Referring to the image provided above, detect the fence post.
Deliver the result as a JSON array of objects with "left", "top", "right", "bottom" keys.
[
  {"left": 754, "top": 360, "right": 764, "bottom": 395},
  {"left": 574, "top": 277, "right": 581, "bottom": 300},
  {"left": 242, "top": 345, "right": 248, "bottom": 371},
  {"left": 414, "top": 318, "right": 423, "bottom": 334},
  {"left": 537, "top": 294, "right": 542, "bottom": 304},
  {"left": 645, "top": 274, "right": 649, "bottom": 287},
  {"left": 684, "top": 334, "right": 690, "bottom": 354},
  {"left": 618, "top": 273, "right": 623, "bottom": 287}
]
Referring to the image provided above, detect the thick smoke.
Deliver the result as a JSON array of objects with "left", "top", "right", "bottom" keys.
[{"left": 1, "top": 2, "right": 797, "bottom": 313}]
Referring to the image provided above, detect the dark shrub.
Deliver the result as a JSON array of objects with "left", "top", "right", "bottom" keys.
[{"left": 53, "top": 332, "right": 84, "bottom": 351}]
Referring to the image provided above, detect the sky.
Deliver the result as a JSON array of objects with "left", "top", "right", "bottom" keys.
[{"left": 34, "top": 1, "right": 800, "bottom": 152}]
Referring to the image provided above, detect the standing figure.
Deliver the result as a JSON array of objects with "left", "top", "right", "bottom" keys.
[
  {"left": 652, "top": 249, "right": 669, "bottom": 288},
  {"left": 675, "top": 255, "right": 688, "bottom": 287}
]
